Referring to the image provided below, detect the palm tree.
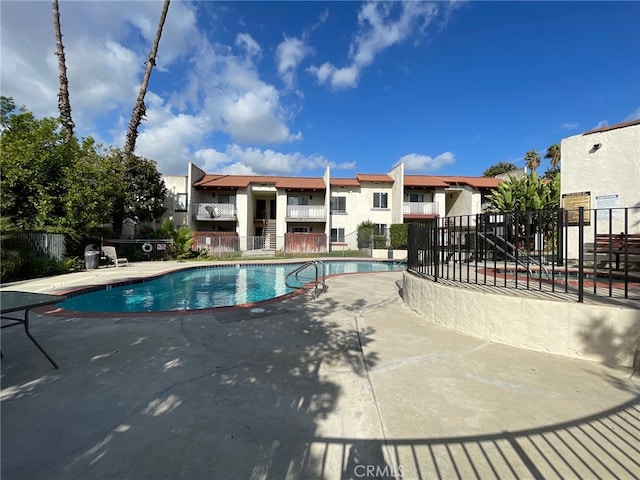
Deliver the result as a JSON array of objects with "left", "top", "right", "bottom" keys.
[
  {"left": 524, "top": 149, "right": 541, "bottom": 172},
  {"left": 124, "top": 0, "right": 171, "bottom": 155},
  {"left": 544, "top": 143, "right": 561, "bottom": 168},
  {"left": 52, "top": 0, "right": 74, "bottom": 138}
]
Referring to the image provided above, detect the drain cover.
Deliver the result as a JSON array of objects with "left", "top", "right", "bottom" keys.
[{"left": 250, "top": 308, "right": 266, "bottom": 313}]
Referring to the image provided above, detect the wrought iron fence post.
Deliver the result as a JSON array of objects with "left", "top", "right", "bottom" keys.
[
  {"left": 434, "top": 220, "right": 440, "bottom": 282},
  {"left": 557, "top": 208, "right": 564, "bottom": 266},
  {"left": 578, "top": 207, "right": 585, "bottom": 302}
]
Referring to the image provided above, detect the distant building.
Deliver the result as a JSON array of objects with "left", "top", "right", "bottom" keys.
[
  {"left": 162, "top": 162, "right": 501, "bottom": 254},
  {"left": 495, "top": 166, "right": 528, "bottom": 181},
  {"left": 560, "top": 118, "right": 640, "bottom": 258}
]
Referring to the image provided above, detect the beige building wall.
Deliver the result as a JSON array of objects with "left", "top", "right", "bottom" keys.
[
  {"left": 161, "top": 175, "right": 189, "bottom": 227},
  {"left": 330, "top": 186, "right": 362, "bottom": 249},
  {"left": 560, "top": 122, "right": 640, "bottom": 259},
  {"left": 388, "top": 163, "right": 405, "bottom": 225}
]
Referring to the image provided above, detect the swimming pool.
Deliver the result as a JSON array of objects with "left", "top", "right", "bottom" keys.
[{"left": 59, "top": 260, "right": 404, "bottom": 313}]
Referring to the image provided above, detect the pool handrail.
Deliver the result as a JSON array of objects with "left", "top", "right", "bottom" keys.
[{"left": 285, "top": 260, "right": 328, "bottom": 299}]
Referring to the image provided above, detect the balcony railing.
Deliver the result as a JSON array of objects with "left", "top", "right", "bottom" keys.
[
  {"left": 286, "top": 205, "right": 326, "bottom": 220},
  {"left": 403, "top": 202, "right": 439, "bottom": 215},
  {"left": 193, "top": 203, "right": 237, "bottom": 220}
]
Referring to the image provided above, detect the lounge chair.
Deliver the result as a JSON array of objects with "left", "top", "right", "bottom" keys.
[{"left": 102, "top": 246, "right": 129, "bottom": 267}]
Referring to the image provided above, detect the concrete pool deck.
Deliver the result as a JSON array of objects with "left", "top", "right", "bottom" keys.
[{"left": 1, "top": 261, "right": 639, "bottom": 479}]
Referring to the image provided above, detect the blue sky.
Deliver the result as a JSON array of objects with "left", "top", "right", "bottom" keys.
[{"left": 2, "top": 1, "right": 639, "bottom": 177}]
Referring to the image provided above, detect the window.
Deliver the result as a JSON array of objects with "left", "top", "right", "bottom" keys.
[
  {"left": 373, "top": 192, "right": 388, "bottom": 209},
  {"left": 291, "top": 226, "right": 310, "bottom": 233},
  {"left": 218, "top": 194, "right": 236, "bottom": 204},
  {"left": 175, "top": 193, "right": 187, "bottom": 211},
  {"left": 288, "top": 196, "right": 309, "bottom": 205},
  {"left": 330, "top": 196, "right": 346, "bottom": 213},
  {"left": 408, "top": 193, "right": 424, "bottom": 203},
  {"left": 331, "top": 228, "right": 345, "bottom": 243}
]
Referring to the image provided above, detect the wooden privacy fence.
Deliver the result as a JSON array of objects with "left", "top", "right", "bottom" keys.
[
  {"left": 285, "top": 233, "right": 326, "bottom": 254},
  {"left": 14, "top": 232, "right": 66, "bottom": 260},
  {"left": 192, "top": 232, "right": 240, "bottom": 252}
]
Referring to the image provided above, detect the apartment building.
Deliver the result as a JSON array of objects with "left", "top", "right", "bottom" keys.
[{"left": 163, "top": 162, "right": 501, "bottom": 253}]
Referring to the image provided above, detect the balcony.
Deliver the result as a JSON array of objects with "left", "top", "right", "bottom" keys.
[
  {"left": 193, "top": 203, "right": 237, "bottom": 221},
  {"left": 403, "top": 202, "right": 439, "bottom": 217},
  {"left": 286, "top": 205, "right": 326, "bottom": 222}
]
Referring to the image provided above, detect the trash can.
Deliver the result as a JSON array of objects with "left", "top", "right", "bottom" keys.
[{"left": 84, "top": 245, "right": 100, "bottom": 270}]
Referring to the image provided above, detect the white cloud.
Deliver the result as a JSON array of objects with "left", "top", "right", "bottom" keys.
[
  {"left": 560, "top": 122, "right": 579, "bottom": 131},
  {"left": 593, "top": 120, "right": 609, "bottom": 129},
  {"left": 399, "top": 152, "right": 455, "bottom": 172},
  {"left": 308, "top": 1, "right": 440, "bottom": 89},
  {"left": 276, "top": 37, "right": 313, "bottom": 88},
  {"left": 221, "top": 85, "right": 302, "bottom": 144},
  {"left": 236, "top": 33, "right": 262, "bottom": 58},
  {"left": 0, "top": 1, "right": 305, "bottom": 175},
  {"left": 193, "top": 144, "right": 354, "bottom": 175}
]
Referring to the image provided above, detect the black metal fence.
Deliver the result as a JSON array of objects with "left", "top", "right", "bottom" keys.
[{"left": 407, "top": 207, "right": 640, "bottom": 303}]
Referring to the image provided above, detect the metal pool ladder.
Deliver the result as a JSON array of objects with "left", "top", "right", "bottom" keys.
[{"left": 285, "top": 260, "right": 328, "bottom": 299}]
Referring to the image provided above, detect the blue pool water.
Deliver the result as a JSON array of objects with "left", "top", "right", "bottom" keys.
[{"left": 59, "top": 261, "right": 404, "bottom": 313}]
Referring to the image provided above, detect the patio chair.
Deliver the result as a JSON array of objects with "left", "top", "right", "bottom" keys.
[{"left": 102, "top": 246, "right": 129, "bottom": 268}]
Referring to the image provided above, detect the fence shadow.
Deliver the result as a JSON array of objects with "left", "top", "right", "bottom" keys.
[{"left": 307, "top": 395, "right": 640, "bottom": 479}]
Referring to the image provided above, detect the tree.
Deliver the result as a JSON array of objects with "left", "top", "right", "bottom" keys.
[
  {"left": 524, "top": 149, "right": 541, "bottom": 172},
  {"left": 0, "top": 107, "right": 77, "bottom": 230},
  {"left": 543, "top": 165, "right": 560, "bottom": 180},
  {"left": 108, "top": 150, "right": 168, "bottom": 238},
  {"left": 482, "top": 162, "right": 518, "bottom": 177},
  {"left": 1, "top": 96, "right": 16, "bottom": 129},
  {"left": 124, "top": 0, "right": 170, "bottom": 155},
  {"left": 62, "top": 140, "right": 122, "bottom": 232},
  {"left": 1, "top": 102, "right": 167, "bottom": 237},
  {"left": 484, "top": 171, "right": 560, "bottom": 242},
  {"left": 544, "top": 143, "right": 561, "bottom": 168},
  {"left": 485, "top": 171, "right": 559, "bottom": 214},
  {"left": 52, "top": 0, "right": 74, "bottom": 138}
]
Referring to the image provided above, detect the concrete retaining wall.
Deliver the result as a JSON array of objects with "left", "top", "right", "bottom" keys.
[
  {"left": 402, "top": 272, "right": 640, "bottom": 368},
  {"left": 372, "top": 248, "right": 407, "bottom": 260}
]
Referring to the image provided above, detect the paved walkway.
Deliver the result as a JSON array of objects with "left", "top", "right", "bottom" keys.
[{"left": 1, "top": 262, "right": 639, "bottom": 479}]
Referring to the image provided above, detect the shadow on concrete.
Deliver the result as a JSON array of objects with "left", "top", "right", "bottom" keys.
[
  {"left": 309, "top": 395, "right": 640, "bottom": 479},
  {"left": 1, "top": 291, "right": 382, "bottom": 479},
  {"left": 2, "top": 270, "right": 640, "bottom": 479}
]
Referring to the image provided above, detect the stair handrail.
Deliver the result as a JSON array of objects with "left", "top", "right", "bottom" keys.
[{"left": 477, "top": 231, "right": 550, "bottom": 279}]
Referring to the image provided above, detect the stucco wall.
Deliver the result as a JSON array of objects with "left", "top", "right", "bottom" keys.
[
  {"left": 445, "top": 187, "right": 473, "bottom": 217},
  {"left": 162, "top": 175, "right": 189, "bottom": 227},
  {"left": 561, "top": 123, "right": 640, "bottom": 259},
  {"left": 402, "top": 272, "right": 640, "bottom": 368},
  {"left": 329, "top": 186, "right": 361, "bottom": 250}
]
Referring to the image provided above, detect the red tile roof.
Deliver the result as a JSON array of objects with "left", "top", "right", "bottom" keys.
[
  {"left": 356, "top": 173, "right": 394, "bottom": 183},
  {"left": 194, "top": 173, "right": 500, "bottom": 191},
  {"left": 275, "top": 177, "right": 326, "bottom": 190},
  {"left": 441, "top": 176, "right": 503, "bottom": 189},
  {"left": 193, "top": 174, "right": 325, "bottom": 190},
  {"left": 582, "top": 118, "right": 640, "bottom": 135},
  {"left": 330, "top": 178, "right": 361, "bottom": 187},
  {"left": 405, "top": 176, "right": 501, "bottom": 189},
  {"left": 404, "top": 176, "right": 450, "bottom": 188}
]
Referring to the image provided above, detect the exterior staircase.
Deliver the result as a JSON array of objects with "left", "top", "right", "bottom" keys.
[{"left": 263, "top": 221, "right": 277, "bottom": 251}]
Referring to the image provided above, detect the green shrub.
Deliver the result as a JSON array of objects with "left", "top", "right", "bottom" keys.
[{"left": 389, "top": 223, "right": 408, "bottom": 249}]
